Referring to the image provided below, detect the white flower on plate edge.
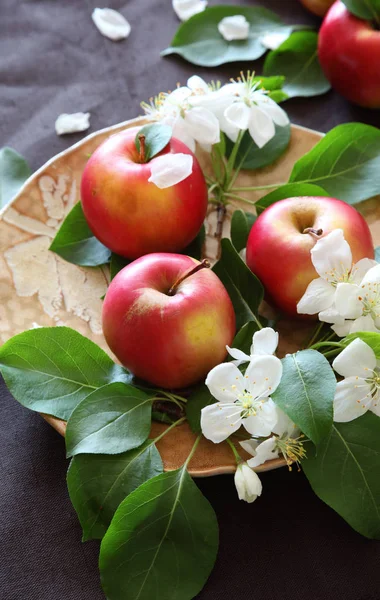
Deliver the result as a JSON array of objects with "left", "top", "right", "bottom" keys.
[{"left": 297, "top": 229, "right": 377, "bottom": 335}]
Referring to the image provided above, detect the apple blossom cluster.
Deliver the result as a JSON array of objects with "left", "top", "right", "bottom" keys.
[
  {"left": 141, "top": 72, "right": 289, "bottom": 155},
  {"left": 297, "top": 229, "right": 380, "bottom": 336}
]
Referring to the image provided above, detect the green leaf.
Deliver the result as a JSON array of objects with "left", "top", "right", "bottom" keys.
[
  {"left": 0, "top": 147, "right": 31, "bottom": 208},
  {"left": 110, "top": 253, "right": 130, "bottom": 280},
  {"left": 213, "top": 238, "right": 264, "bottom": 330},
  {"left": 272, "top": 350, "right": 335, "bottom": 445},
  {"left": 0, "top": 327, "right": 131, "bottom": 420},
  {"left": 256, "top": 183, "right": 329, "bottom": 215},
  {"left": 342, "top": 0, "right": 380, "bottom": 20},
  {"left": 289, "top": 123, "right": 380, "bottom": 205},
  {"left": 135, "top": 124, "right": 172, "bottom": 162},
  {"left": 99, "top": 467, "right": 219, "bottom": 600},
  {"left": 162, "top": 5, "right": 293, "bottom": 67},
  {"left": 65, "top": 382, "right": 153, "bottom": 457},
  {"left": 50, "top": 202, "right": 111, "bottom": 267},
  {"left": 303, "top": 413, "right": 380, "bottom": 539},
  {"left": 268, "top": 89, "right": 289, "bottom": 103},
  {"left": 252, "top": 75, "right": 285, "bottom": 92},
  {"left": 375, "top": 247, "right": 380, "bottom": 262},
  {"left": 343, "top": 332, "right": 380, "bottom": 358},
  {"left": 67, "top": 440, "right": 163, "bottom": 541},
  {"left": 229, "top": 321, "right": 259, "bottom": 357},
  {"left": 264, "top": 31, "right": 331, "bottom": 98},
  {"left": 227, "top": 123, "right": 291, "bottom": 171},
  {"left": 186, "top": 384, "right": 214, "bottom": 434},
  {"left": 180, "top": 223, "right": 205, "bottom": 260},
  {"left": 230, "top": 209, "right": 256, "bottom": 252}
]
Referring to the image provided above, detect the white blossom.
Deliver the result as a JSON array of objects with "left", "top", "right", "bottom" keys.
[{"left": 234, "top": 462, "right": 262, "bottom": 503}]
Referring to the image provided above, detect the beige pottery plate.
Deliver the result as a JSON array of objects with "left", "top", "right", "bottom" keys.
[{"left": 1, "top": 118, "right": 380, "bottom": 477}]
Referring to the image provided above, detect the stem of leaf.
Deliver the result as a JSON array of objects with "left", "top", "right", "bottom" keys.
[
  {"left": 322, "top": 348, "right": 342, "bottom": 359},
  {"left": 164, "top": 392, "right": 187, "bottom": 404},
  {"left": 309, "top": 341, "right": 345, "bottom": 351},
  {"left": 183, "top": 434, "right": 202, "bottom": 470},
  {"left": 153, "top": 416, "right": 186, "bottom": 444},
  {"left": 225, "top": 131, "right": 244, "bottom": 184},
  {"left": 227, "top": 438, "right": 243, "bottom": 465},
  {"left": 230, "top": 182, "right": 286, "bottom": 192},
  {"left": 306, "top": 321, "right": 324, "bottom": 349},
  {"left": 224, "top": 192, "right": 254, "bottom": 203}
]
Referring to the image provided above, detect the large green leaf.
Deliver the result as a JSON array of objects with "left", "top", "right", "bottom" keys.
[
  {"left": 0, "top": 327, "right": 131, "bottom": 420},
  {"left": 99, "top": 467, "right": 219, "bottom": 600},
  {"left": 135, "top": 124, "right": 172, "bottom": 162},
  {"left": 272, "top": 350, "right": 335, "bottom": 445},
  {"left": 226, "top": 123, "right": 291, "bottom": 171},
  {"left": 50, "top": 202, "right": 111, "bottom": 267},
  {"left": 342, "top": 0, "right": 380, "bottom": 20},
  {"left": 67, "top": 440, "right": 163, "bottom": 540},
  {"left": 303, "top": 412, "right": 380, "bottom": 539},
  {"left": 0, "top": 147, "right": 31, "bottom": 208},
  {"left": 229, "top": 321, "right": 259, "bottom": 357},
  {"left": 230, "top": 209, "right": 256, "bottom": 252},
  {"left": 289, "top": 123, "right": 380, "bottom": 205},
  {"left": 264, "top": 31, "right": 331, "bottom": 98},
  {"left": 256, "top": 183, "right": 329, "bottom": 215},
  {"left": 162, "top": 5, "right": 294, "bottom": 67},
  {"left": 213, "top": 238, "right": 264, "bottom": 330},
  {"left": 65, "top": 382, "right": 153, "bottom": 457}
]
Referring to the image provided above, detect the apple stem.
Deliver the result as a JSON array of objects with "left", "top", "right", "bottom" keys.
[
  {"left": 138, "top": 134, "right": 146, "bottom": 163},
  {"left": 303, "top": 227, "right": 323, "bottom": 238},
  {"left": 167, "top": 259, "right": 211, "bottom": 296}
]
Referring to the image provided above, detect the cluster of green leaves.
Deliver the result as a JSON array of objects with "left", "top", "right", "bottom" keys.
[
  {"left": 342, "top": 0, "right": 380, "bottom": 21},
  {"left": 0, "top": 326, "right": 219, "bottom": 599},
  {"left": 0, "top": 147, "right": 31, "bottom": 208},
  {"left": 162, "top": 6, "right": 330, "bottom": 99}
]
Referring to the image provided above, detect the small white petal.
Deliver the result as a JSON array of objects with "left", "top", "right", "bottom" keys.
[
  {"left": 297, "top": 277, "right": 335, "bottom": 315},
  {"left": 201, "top": 403, "right": 242, "bottom": 443},
  {"left": 218, "top": 15, "right": 250, "bottom": 41},
  {"left": 319, "top": 306, "right": 345, "bottom": 325},
  {"left": 333, "top": 377, "right": 372, "bottom": 422},
  {"left": 226, "top": 346, "right": 250, "bottom": 367},
  {"left": 253, "top": 93, "right": 290, "bottom": 127},
  {"left": 272, "top": 406, "right": 297, "bottom": 438},
  {"left": 260, "top": 30, "right": 289, "bottom": 50},
  {"left": 335, "top": 283, "right": 363, "bottom": 319},
  {"left": 92, "top": 8, "right": 131, "bottom": 41},
  {"left": 206, "top": 362, "right": 245, "bottom": 403},
  {"left": 172, "top": 0, "right": 207, "bottom": 21},
  {"left": 350, "top": 315, "right": 380, "bottom": 334},
  {"left": 239, "top": 438, "right": 259, "bottom": 456},
  {"left": 361, "top": 263, "right": 380, "bottom": 285},
  {"left": 55, "top": 112, "right": 90, "bottom": 136},
  {"left": 245, "top": 355, "right": 283, "bottom": 398},
  {"left": 245, "top": 437, "right": 279, "bottom": 468},
  {"left": 244, "top": 398, "right": 279, "bottom": 437},
  {"left": 251, "top": 327, "right": 278, "bottom": 356},
  {"left": 310, "top": 229, "right": 352, "bottom": 281},
  {"left": 332, "top": 338, "right": 376, "bottom": 379},
  {"left": 187, "top": 75, "right": 209, "bottom": 94},
  {"left": 350, "top": 258, "right": 378, "bottom": 284},
  {"left": 148, "top": 153, "right": 193, "bottom": 189},
  {"left": 224, "top": 102, "right": 251, "bottom": 131},
  {"left": 248, "top": 105, "right": 275, "bottom": 148},
  {"left": 234, "top": 463, "right": 262, "bottom": 503},
  {"left": 183, "top": 107, "right": 220, "bottom": 146},
  {"left": 169, "top": 116, "right": 196, "bottom": 152},
  {"left": 332, "top": 320, "right": 353, "bottom": 338}
]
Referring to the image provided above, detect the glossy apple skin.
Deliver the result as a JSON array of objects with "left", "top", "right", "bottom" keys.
[
  {"left": 81, "top": 129, "right": 208, "bottom": 259},
  {"left": 319, "top": 1, "right": 380, "bottom": 108},
  {"left": 299, "top": 0, "right": 333, "bottom": 17},
  {"left": 246, "top": 196, "right": 374, "bottom": 317},
  {"left": 102, "top": 253, "right": 236, "bottom": 389}
]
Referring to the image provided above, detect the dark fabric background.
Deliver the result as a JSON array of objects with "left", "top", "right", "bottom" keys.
[{"left": 1, "top": 1, "right": 380, "bottom": 599}]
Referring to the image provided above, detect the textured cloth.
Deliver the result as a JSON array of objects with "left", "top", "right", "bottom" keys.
[{"left": 1, "top": 1, "right": 380, "bottom": 599}]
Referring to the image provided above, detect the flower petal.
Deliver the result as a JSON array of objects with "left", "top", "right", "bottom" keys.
[
  {"left": 332, "top": 320, "right": 353, "bottom": 338},
  {"left": 148, "top": 153, "right": 193, "bottom": 189},
  {"left": 361, "top": 263, "right": 380, "bottom": 285},
  {"left": 224, "top": 102, "right": 251, "bottom": 131},
  {"left": 245, "top": 355, "right": 283, "bottom": 398},
  {"left": 244, "top": 398, "right": 279, "bottom": 437},
  {"left": 370, "top": 392, "right": 380, "bottom": 417},
  {"left": 253, "top": 94, "right": 290, "bottom": 127},
  {"left": 319, "top": 306, "right": 345, "bottom": 325},
  {"left": 297, "top": 277, "right": 335, "bottom": 315},
  {"left": 168, "top": 116, "right": 196, "bottom": 152},
  {"left": 333, "top": 377, "right": 372, "bottom": 422},
  {"left": 217, "top": 15, "right": 249, "bottom": 41},
  {"left": 91, "top": 8, "right": 131, "bottom": 41},
  {"left": 350, "top": 315, "right": 380, "bottom": 334},
  {"left": 332, "top": 337, "right": 376, "bottom": 378},
  {"left": 200, "top": 403, "right": 242, "bottom": 443},
  {"left": 245, "top": 437, "right": 279, "bottom": 468},
  {"left": 251, "top": 327, "right": 278, "bottom": 356},
  {"left": 351, "top": 258, "right": 378, "bottom": 284},
  {"left": 310, "top": 229, "right": 352, "bottom": 281},
  {"left": 183, "top": 107, "right": 220, "bottom": 146},
  {"left": 172, "top": 0, "right": 207, "bottom": 21},
  {"left": 335, "top": 283, "right": 363, "bottom": 319},
  {"left": 272, "top": 406, "right": 297, "bottom": 437},
  {"left": 248, "top": 105, "right": 275, "bottom": 148},
  {"left": 55, "top": 112, "right": 90, "bottom": 136},
  {"left": 260, "top": 30, "right": 290, "bottom": 50},
  {"left": 205, "top": 362, "right": 245, "bottom": 403},
  {"left": 187, "top": 75, "right": 209, "bottom": 94},
  {"left": 226, "top": 346, "right": 250, "bottom": 367},
  {"left": 234, "top": 463, "right": 262, "bottom": 503}
]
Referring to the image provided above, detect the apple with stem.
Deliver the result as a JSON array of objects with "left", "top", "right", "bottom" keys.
[
  {"left": 246, "top": 196, "right": 374, "bottom": 317},
  {"left": 318, "top": 1, "right": 380, "bottom": 108},
  {"left": 81, "top": 127, "right": 208, "bottom": 259},
  {"left": 102, "top": 253, "right": 236, "bottom": 389}
]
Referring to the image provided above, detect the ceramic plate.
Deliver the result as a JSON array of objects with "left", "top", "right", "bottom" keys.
[{"left": 2, "top": 119, "right": 380, "bottom": 476}]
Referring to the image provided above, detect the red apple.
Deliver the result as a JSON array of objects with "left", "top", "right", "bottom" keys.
[
  {"left": 102, "top": 253, "right": 236, "bottom": 389},
  {"left": 81, "top": 128, "right": 208, "bottom": 259},
  {"left": 299, "top": 0, "right": 334, "bottom": 18},
  {"left": 318, "top": 1, "right": 380, "bottom": 108},
  {"left": 246, "top": 196, "right": 374, "bottom": 317}
]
